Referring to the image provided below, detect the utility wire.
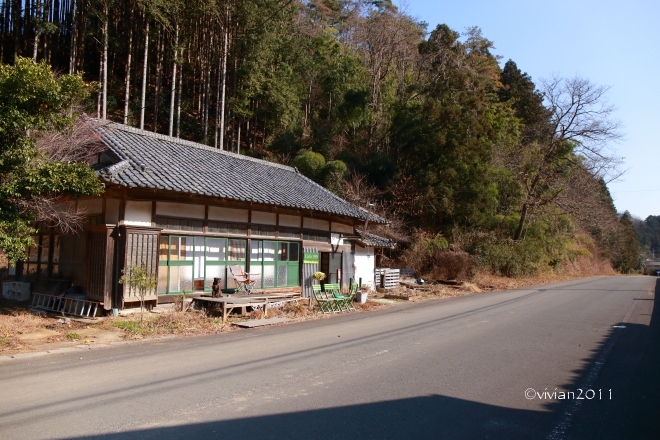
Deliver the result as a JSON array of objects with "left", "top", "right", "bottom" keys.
[{"left": 614, "top": 189, "right": 660, "bottom": 193}]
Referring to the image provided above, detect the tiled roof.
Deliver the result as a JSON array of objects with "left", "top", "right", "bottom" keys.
[
  {"left": 95, "top": 123, "right": 387, "bottom": 223},
  {"left": 353, "top": 230, "right": 396, "bottom": 248}
]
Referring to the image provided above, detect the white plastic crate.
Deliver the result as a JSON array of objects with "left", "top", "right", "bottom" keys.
[{"left": 1, "top": 281, "right": 30, "bottom": 301}]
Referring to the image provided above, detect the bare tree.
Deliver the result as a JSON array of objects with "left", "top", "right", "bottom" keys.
[
  {"left": 544, "top": 76, "right": 624, "bottom": 180},
  {"left": 512, "top": 76, "right": 623, "bottom": 241},
  {"left": 33, "top": 116, "right": 107, "bottom": 163},
  {"left": 18, "top": 117, "right": 109, "bottom": 234},
  {"left": 341, "top": 172, "right": 408, "bottom": 244}
]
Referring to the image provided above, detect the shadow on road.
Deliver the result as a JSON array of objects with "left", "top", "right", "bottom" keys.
[
  {"left": 55, "top": 278, "right": 658, "bottom": 440},
  {"left": 64, "top": 394, "right": 548, "bottom": 440},
  {"left": 556, "top": 278, "right": 660, "bottom": 440}
]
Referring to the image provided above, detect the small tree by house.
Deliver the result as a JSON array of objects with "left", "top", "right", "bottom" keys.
[{"left": 119, "top": 263, "right": 157, "bottom": 323}]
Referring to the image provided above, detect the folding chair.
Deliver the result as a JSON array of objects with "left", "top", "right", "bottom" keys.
[
  {"left": 229, "top": 265, "right": 257, "bottom": 294},
  {"left": 313, "top": 284, "right": 343, "bottom": 313},
  {"left": 325, "top": 283, "right": 350, "bottom": 312}
]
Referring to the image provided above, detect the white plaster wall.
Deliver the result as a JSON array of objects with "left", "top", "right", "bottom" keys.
[
  {"left": 251, "top": 211, "right": 277, "bottom": 225},
  {"left": 156, "top": 202, "right": 205, "bottom": 219},
  {"left": 303, "top": 217, "right": 329, "bottom": 231},
  {"left": 105, "top": 198, "right": 120, "bottom": 224},
  {"left": 354, "top": 245, "right": 375, "bottom": 288},
  {"left": 331, "top": 233, "right": 344, "bottom": 246},
  {"left": 77, "top": 198, "right": 102, "bottom": 215},
  {"left": 331, "top": 222, "right": 353, "bottom": 234},
  {"left": 124, "top": 201, "right": 152, "bottom": 226},
  {"left": 279, "top": 214, "right": 301, "bottom": 227},
  {"left": 208, "top": 206, "right": 248, "bottom": 223}
]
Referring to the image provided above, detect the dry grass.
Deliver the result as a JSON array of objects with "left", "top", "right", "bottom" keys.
[
  {"left": 471, "top": 253, "right": 616, "bottom": 291},
  {"left": 0, "top": 297, "right": 392, "bottom": 354},
  {"left": 0, "top": 299, "right": 91, "bottom": 352},
  {"left": 250, "top": 298, "right": 387, "bottom": 322},
  {"left": 250, "top": 300, "right": 316, "bottom": 321},
  {"left": 96, "top": 309, "right": 234, "bottom": 339},
  {"left": 0, "top": 310, "right": 44, "bottom": 351}
]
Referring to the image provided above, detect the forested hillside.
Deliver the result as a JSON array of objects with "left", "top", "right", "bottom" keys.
[
  {"left": 635, "top": 215, "right": 660, "bottom": 259},
  {"left": 0, "top": 0, "right": 641, "bottom": 275}
]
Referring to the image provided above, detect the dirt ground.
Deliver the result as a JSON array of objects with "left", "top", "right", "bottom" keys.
[
  {"left": 0, "top": 272, "right": 614, "bottom": 357},
  {"left": 0, "top": 295, "right": 389, "bottom": 357}
]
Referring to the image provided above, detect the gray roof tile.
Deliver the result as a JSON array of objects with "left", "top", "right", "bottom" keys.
[
  {"left": 354, "top": 230, "right": 396, "bottom": 248},
  {"left": 96, "top": 123, "right": 386, "bottom": 223}
]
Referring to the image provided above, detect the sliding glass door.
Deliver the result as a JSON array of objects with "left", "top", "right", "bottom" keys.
[
  {"left": 158, "top": 236, "right": 246, "bottom": 294},
  {"left": 249, "top": 240, "right": 299, "bottom": 288}
]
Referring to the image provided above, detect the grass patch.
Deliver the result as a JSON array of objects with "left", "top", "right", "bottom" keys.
[
  {"left": 65, "top": 333, "right": 82, "bottom": 340},
  {"left": 0, "top": 337, "right": 10, "bottom": 345},
  {"left": 112, "top": 320, "right": 144, "bottom": 334}
]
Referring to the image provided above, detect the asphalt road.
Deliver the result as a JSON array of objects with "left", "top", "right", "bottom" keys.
[{"left": 1, "top": 276, "right": 658, "bottom": 440}]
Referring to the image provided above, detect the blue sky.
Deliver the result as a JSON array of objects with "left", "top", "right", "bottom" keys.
[{"left": 399, "top": 0, "right": 659, "bottom": 219}]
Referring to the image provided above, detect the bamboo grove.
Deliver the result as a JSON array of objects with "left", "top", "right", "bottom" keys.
[{"left": 0, "top": 0, "right": 642, "bottom": 274}]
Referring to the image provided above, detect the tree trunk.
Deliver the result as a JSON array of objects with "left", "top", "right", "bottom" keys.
[
  {"left": 68, "top": 0, "right": 77, "bottom": 73},
  {"left": 217, "top": 12, "right": 228, "bottom": 150},
  {"left": 51, "top": 0, "right": 59, "bottom": 66},
  {"left": 43, "top": 0, "right": 50, "bottom": 64},
  {"left": 154, "top": 27, "right": 163, "bottom": 131},
  {"left": 237, "top": 121, "right": 241, "bottom": 154},
  {"left": 168, "top": 22, "right": 179, "bottom": 137},
  {"left": 203, "top": 58, "right": 210, "bottom": 143},
  {"left": 139, "top": 19, "right": 149, "bottom": 130},
  {"left": 32, "top": 0, "right": 41, "bottom": 61},
  {"left": 513, "top": 203, "right": 529, "bottom": 241},
  {"left": 213, "top": 46, "right": 221, "bottom": 148},
  {"left": 246, "top": 117, "right": 250, "bottom": 150},
  {"left": 76, "top": 4, "right": 85, "bottom": 72},
  {"left": 176, "top": 54, "right": 182, "bottom": 138},
  {"left": 123, "top": 14, "right": 134, "bottom": 125},
  {"left": 12, "top": 0, "right": 20, "bottom": 62},
  {"left": 101, "top": 3, "right": 108, "bottom": 120}
]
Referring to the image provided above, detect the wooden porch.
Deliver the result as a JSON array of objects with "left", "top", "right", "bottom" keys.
[{"left": 192, "top": 290, "right": 303, "bottom": 324}]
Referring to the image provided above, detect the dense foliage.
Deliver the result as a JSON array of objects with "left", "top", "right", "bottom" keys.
[
  {"left": 0, "top": 0, "right": 640, "bottom": 275},
  {"left": 635, "top": 215, "right": 660, "bottom": 259}
]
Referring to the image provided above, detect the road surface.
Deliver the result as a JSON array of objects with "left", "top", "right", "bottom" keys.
[{"left": 1, "top": 276, "right": 658, "bottom": 439}]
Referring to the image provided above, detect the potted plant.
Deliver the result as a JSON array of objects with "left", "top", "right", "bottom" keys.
[
  {"left": 312, "top": 272, "right": 326, "bottom": 283},
  {"left": 356, "top": 285, "right": 370, "bottom": 304}
]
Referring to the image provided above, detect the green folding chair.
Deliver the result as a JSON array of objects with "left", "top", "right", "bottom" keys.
[
  {"left": 313, "top": 284, "right": 338, "bottom": 314},
  {"left": 326, "top": 283, "right": 350, "bottom": 312}
]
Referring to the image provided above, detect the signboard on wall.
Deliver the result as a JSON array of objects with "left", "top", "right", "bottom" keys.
[{"left": 303, "top": 252, "right": 319, "bottom": 264}]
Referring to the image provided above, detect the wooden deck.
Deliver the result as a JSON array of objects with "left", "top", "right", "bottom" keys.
[{"left": 192, "top": 291, "right": 303, "bottom": 323}]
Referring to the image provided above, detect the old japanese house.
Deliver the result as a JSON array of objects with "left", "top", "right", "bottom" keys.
[{"left": 16, "top": 122, "right": 391, "bottom": 311}]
